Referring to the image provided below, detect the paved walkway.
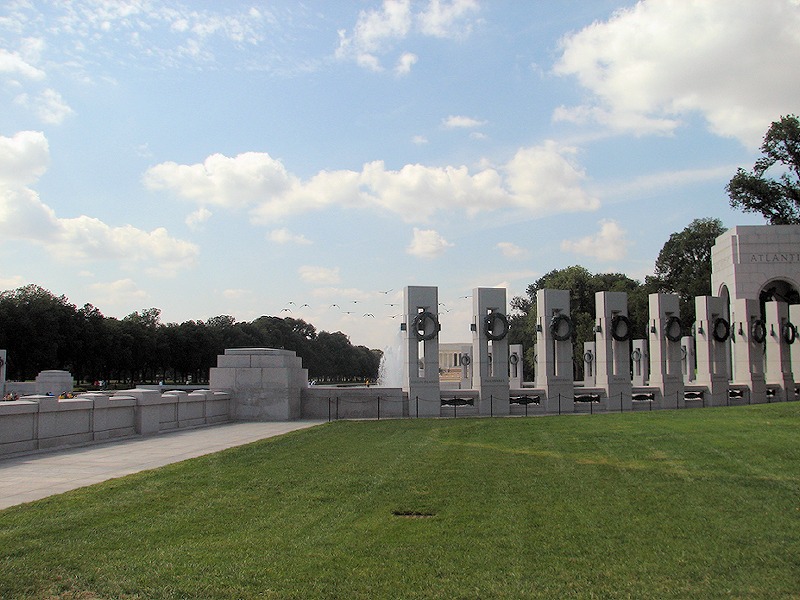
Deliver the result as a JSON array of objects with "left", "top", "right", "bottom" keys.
[{"left": 0, "top": 420, "right": 324, "bottom": 510}]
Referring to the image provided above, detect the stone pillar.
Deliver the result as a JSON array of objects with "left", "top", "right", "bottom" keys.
[
  {"left": 694, "top": 296, "right": 730, "bottom": 406},
  {"left": 764, "top": 300, "right": 795, "bottom": 402},
  {"left": 631, "top": 340, "right": 649, "bottom": 386},
  {"left": 509, "top": 344, "right": 523, "bottom": 390},
  {"left": 681, "top": 336, "right": 695, "bottom": 382},
  {"left": 403, "top": 286, "right": 441, "bottom": 417},
  {"left": 582, "top": 342, "right": 596, "bottom": 386},
  {"left": 731, "top": 298, "right": 766, "bottom": 403},
  {"left": 648, "top": 293, "right": 684, "bottom": 409},
  {"left": 209, "top": 348, "right": 307, "bottom": 421},
  {"left": 536, "top": 289, "right": 574, "bottom": 413},
  {"left": 595, "top": 291, "right": 633, "bottom": 411},
  {"left": 0, "top": 349, "right": 6, "bottom": 396},
  {"left": 790, "top": 305, "right": 800, "bottom": 385},
  {"left": 472, "top": 287, "right": 510, "bottom": 416}
]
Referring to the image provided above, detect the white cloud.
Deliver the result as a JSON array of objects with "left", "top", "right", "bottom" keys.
[
  {"left": 337, "top": 0, "right": 478, "bottom": 71},
  {"left": 395, "top": 52, "right": 418, "bottom": 75},
  {"left": 407, "top": 227, "right": 453, "bottom": 258},
  {"left": 560, "top": 219, "right": 631, "bottom": 262},
  {"left": 336, "top": 0, "right": 412, "bottom": 71},
  {"left": 185, "top": 207, "right": 212, "bottom": 230},
  {"left": 412, "top": 135, "right": 428, "bottom": 144},
  {"left": 469, "top": 132, "right": 487, "bottom": 140},
  {"left": 0, "top": 131, "right": 50, "bottom": 186},
  {"left": 553, "top": 0, "right": 800, "bottom": 147},
  {"left": 269, "top": 228, "right": 312, "bottom": 245},
  {"left": 146, "top": 141, "right": 600, "bottom": 224},
  {"left": 417, "top": 0, "right": 479, "bottom": 38},
  {"left": 143, "top": 151, "right": 294, "bottom": 209},
  {"left": 0, "top": 131, "right": 198, "bottom": 277},
  {"left": 443, "top": 115, "right": 487, "bottom": 128},
  {"left": 503, "top": 141, "right": 600, "bottom": 213},
  {"left": 32, "top": 89, "right": 74, "bottom": 124},
  {"left": 14, "top": 88, "right": 75, "bottom": 125},
  {"left": 496, "top": 242, "right": 528, "bottom": 260},
  {"left": 0, "top": 47, "right": 46, "bottom": 80},
  {"left": 299, "top": 265, "right": 341, "bottom": 285},
  {"left": 89, "top": 279, "right": 149, "bottom": 306}
]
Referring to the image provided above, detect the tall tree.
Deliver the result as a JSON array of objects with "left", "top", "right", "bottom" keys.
[
  {"left": 646, "top": 217, "right": 727, "bottom": 328},
  {"left": 727, "top": 114, "right": 800, "bottom": 224}
]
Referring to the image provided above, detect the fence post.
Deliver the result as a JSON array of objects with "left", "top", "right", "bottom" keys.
[
  {"left": 558, "top": 393, "right": 562, "bottom": 415},
  {"left": 416, "top": 395, "right": 419, "bottom": 418},
  {"left": 490, "top": 394, "right": 493, "bottom": 418},
  {"left": 377, "top": 395, "right": 381, "bottom": 420},
  {"left": 336, "top": 396, "right": 340, "bottom": 420},
  {"left": 328, "top": 396, "right": 331, "bottom": 422}
]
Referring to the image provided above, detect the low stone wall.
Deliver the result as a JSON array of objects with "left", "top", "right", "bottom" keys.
[
  {"left": 301, "top": 387, "right": 406, "bottom": 419},
  {"left": 0, "top": 389, "right": 231, "bottom": 456}
]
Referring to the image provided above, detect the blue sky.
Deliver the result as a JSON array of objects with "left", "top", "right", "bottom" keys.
[{"left": 0, "top": 0, "right": 797, "bottom": 350}]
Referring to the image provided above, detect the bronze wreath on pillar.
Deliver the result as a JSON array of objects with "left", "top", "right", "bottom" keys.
[
  {"left": 750, "top": 319, "right": 766, "bottom": 344},
  {"left": 549, "top": 313, "right": 573, "bottom": 341},
  {"left": 412, "top": 310, "right": 439, "bottom": 342},
  {"left": 712, "top": 317, "right": 730, "bottom": 343},
  {"left": 665, "top": 316, "right": 682, "bottom": 342},
  {"left": 610, "top": 314, "right": 632, "bottom": 342},
  {"left": 483, "top": 311, "right": 509, "bottom": 341}
]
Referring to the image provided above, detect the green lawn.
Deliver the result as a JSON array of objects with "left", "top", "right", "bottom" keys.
[{"left": 1, "top": 404, "right": 799, "bottom": 599}]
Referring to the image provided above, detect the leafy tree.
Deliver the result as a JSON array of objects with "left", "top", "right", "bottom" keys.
[
  {"left": 646, "top": 217, "right": 727, "bottom": 328},
  {"left": 727, "top": 114, "right": 800, "bottom": 224}
]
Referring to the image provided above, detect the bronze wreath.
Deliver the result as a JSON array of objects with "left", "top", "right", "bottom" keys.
[
  {"left": 412, "top": 310, "right": 439, "bottom": 342},
  {"left": 549, "top": 313, "right": 573, "bottom": 341},
  {"left": 665, "top": 316, "right": 682, "bottom": 342},
  {"left": 712, "top": 317, "right": 730, "bottom": 343},
  {"left": 750, "top": 319, "right": 766, "bottom": 344},
  {"left": 610, "top": 314, "right": 632, "bottom": 342},
  {"left": 483, "top": 311, "right": 509, "bottom": 341},
  {"left": 782, "top": 322, "right": 796, "bottom": 345}
]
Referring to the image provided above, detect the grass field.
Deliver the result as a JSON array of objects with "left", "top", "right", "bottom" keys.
[{"left": 1, "top": 403, "right": 799, "bottom": 599}]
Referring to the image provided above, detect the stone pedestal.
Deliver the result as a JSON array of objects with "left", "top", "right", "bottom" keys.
[
  {"left": 35, "top": 370, "right": 74, "bottom": 396},
  {"left": 582, "top": 342, "right": 596, "bottom": 386},
  {"left": 731, "top": 298, "right": 766, "bottom": 403},
  {"left": 595, "top": 291, "right": 632, "bottom": 410},
  {"left": 681, "top": 336, "right": 695, "bottom": 382},
  {"left": 536, "top": 289, "right": 573, "bottom": 413},
  {"left": 403, "top": 286, "right": 441, "bottom": 417},
  {"left": 209, "top": 348, "right": 307, "bottom": 421},
  {"left": 764, "top": 301, "right": 795, "bottom": 402},
  {"left": 648, "top": 294, "right": 684, "bottom": 409},
  {"left": 509, "top": 344, "right": 523, "bottom": 389},
  {"left": 631, "top": 340, "right": 649, "bottom": 386},
  {"left": 472, "top": 287, "right": 509, "bottom": 416},
  {"left": 694, "top": 296, "right": 730, "bottom": 406}
]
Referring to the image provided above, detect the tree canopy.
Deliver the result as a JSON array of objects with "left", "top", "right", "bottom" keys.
[
  {"left": 727, "top": 114, "right": 800, "bottom": 224},
  {"left": 646, "top": 217, "right": 727, "bottom": 326},
  {"left": 0, "top": 285, "right": 380, "bottom": 384}
]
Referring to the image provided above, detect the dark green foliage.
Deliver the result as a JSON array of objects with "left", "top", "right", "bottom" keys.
[
  {"left": 0, "top": 284, "right": 380, "bottom": 384},
  {"left": 727, "top": 114, "right": 800, "bottom": 224},
  {"left": 646, "top": 217, "right": 727, "bottom": 328}
]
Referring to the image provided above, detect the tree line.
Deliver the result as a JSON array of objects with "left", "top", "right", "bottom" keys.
[{"left": 0, "top": 285, "right": 380, "bottom": 385}]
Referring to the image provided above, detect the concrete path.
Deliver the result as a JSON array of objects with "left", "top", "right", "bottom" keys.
[{"left": 0, "top": 420, "right": 324, "bottom": 510}]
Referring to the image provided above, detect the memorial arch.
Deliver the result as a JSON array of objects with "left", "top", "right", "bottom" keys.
[{"left": 711, "top": 225, "right": 800, "bottom": 311}]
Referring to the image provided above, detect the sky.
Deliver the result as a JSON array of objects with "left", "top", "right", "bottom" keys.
[{"left": 0, "top": 0, "right": 798, "bottom": 351}]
